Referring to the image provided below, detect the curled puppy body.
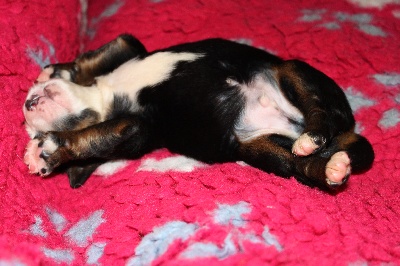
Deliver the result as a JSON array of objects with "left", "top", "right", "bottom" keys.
[{"left": 23, "top": 34, "right": 374, "bottom": 190}]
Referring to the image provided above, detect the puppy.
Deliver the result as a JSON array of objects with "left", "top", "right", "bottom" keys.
[{"left": 23, "top": 34, "right": 374, "bottom": 190}]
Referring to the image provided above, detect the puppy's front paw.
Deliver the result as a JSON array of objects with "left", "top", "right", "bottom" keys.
[
  {"left": 24, "top": 134, "right": 61, "bottom": 176},
  {"left": 36, "top": 63, "right": 76, "bottom": 83},
  {"left": 24, "top": 139, "right": 47, "bottom": 175},
  {"left": 36, "top": 67, "right": 55, "bottom": 83},
  {"left": 292, "top": 132, "right": 326, "bottom": 156},
  {"left": 325, "top": 151, "right": 351, "bottom": 187}
]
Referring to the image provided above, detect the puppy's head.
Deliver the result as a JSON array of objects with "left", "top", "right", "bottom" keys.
[{"left": 23, "top": 79, "right": 101, "bottom": 138}]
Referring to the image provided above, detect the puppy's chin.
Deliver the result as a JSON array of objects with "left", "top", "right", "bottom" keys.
[
  {"left": 23, "top": 103, "right": 69, "bottom": 136},
  {"left": 25, "top": 123, "right": 39, "bottom": 139},
  {"left": 24, "top": 118, "right": 56, "bottom": 138}
]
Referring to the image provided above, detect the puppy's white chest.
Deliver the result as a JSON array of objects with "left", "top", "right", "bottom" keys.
[{"left": 235, "top": 75, "right": 304, "bottom": 141}]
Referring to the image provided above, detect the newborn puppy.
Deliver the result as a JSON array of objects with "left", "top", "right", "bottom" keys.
[{"left": 23, "top": 34, "right": 374, "bottom": 190}]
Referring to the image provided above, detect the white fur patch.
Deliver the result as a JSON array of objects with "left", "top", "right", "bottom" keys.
[
  {"left": 136, "top": 155, "right": 206, "bottom": 173},
  {"left": 235, "top": 74, "right": 303, "bottom": 141},
  {"left": 97, "top": 52, "right": 202, "bottom": 109},
  {"left": 42, "top": 136, "right": 59, "bottom": 154}
]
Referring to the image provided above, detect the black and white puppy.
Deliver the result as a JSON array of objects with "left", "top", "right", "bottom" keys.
[{"left": 23, "top": 34, "right": 374, "bottom": 190}]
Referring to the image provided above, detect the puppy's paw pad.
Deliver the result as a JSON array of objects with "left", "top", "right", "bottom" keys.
[
  {"left": 24, "top": 135, "right": 59, "bottom": 176},
  {"left": 24, "top": 139, "right": 47, "bottom": 175},
  {"left": 325, "top": 151, "right": 351, "bottom": 186},
  {"left": 292, "top": 132, "right": 325, "bottom": 156}
]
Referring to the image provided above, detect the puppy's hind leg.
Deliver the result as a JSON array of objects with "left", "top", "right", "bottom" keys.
[
  {"left": 237, "top": 132, "right": 374, "bottom": 191},
  {"left": 237, "top": 134, "right": 297, "bottom": 180},
  {"left": 327, "top": 132, "right": 374, "bottom": 184},
  {"left": 275, "top": 60, "right": 356, "bottom": 157},
  {"left": 38, "top": 34, "right": 147, "bottom": 85},
  {"left": 294, "top": 132, "right": 374, "bottom": 190}
]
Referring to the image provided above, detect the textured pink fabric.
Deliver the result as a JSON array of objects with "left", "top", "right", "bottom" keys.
[{"left": 1, "top": 0, "right": 400, "bottom": 265}]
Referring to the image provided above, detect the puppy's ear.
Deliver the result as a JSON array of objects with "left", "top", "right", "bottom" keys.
[{"left": 66, "top": 162, "right": 103, "bottom": 188}]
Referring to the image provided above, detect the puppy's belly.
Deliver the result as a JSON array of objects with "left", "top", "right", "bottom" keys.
[{"left": 234, "top": 74, "right": 304, "bottom": 141}]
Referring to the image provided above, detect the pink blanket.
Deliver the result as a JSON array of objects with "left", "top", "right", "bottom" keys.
[{"left": 1, "top": 0, "right": 400, "bottom": 265}]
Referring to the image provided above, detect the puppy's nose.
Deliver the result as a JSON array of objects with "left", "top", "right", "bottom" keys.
[{"left": 25, "top": 95, "right": 40, "bottom": 111}]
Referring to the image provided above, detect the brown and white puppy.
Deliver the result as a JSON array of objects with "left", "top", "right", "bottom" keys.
[{"left": 23, "top": 34, "right": 374, "bottom": 190}]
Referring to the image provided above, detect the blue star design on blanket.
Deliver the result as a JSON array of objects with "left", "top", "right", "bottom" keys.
[
  {"left": 379, "top": 109, "right": 400, "bottom": 129},
  {"left": 126, "top": 202, "right": 283, "bottom": 265},
  {"left": 373, "top": 73, "right": 400, "bottom": 87},
  {"left": 25, "top": 207, "right": 106, "bottom": 265},
  {"left": 299, "top": 9, "right": 387, "bottom": 37},
  {"left": 26, "top": 35, "right": 57, "bottom": 68},
  {"left": 87, "top": 0, "right": 124, "bottom": 39},
  {"left": 344, "top": 87, "right": 375, "bottom": 113}
]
